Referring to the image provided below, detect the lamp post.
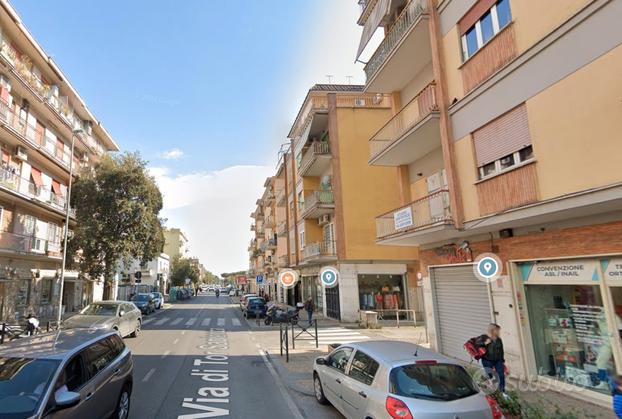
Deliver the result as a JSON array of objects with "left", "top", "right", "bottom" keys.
[{"left": 56, "top": 128, "right": 83, "bottom": 325}]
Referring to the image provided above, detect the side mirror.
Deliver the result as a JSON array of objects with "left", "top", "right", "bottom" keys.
[
  {"left": 119, "top": 310, "right": 125, "bottom": 317},
  {"left": 316, "top": 357, "right": 327, "bottom": 366},
  {"left": 55, "top": 390, "right": 81, "bottom": 409}
]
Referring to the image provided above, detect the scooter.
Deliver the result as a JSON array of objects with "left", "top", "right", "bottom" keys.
[{"left": 264, "top": 303, "right": 301, "bottom": 326}]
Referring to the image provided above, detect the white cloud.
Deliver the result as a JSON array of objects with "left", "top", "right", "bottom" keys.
[
  {"left": 159, "top": 148, "right": 184, "bottom": 160},
  {"left": 150, "top": 164, "right": 274, "bottom": 274}
]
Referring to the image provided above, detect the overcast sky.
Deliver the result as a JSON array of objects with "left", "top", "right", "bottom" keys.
[{"left": 13, "top": 0, "right": 370, "bottom": 274}]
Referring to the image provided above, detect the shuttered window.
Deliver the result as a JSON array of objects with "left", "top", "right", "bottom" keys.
[{"left": 473, "top": 104, "right": 531, "bottom": 167}]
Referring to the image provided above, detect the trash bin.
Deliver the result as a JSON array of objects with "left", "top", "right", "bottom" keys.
[{"left": 363, "top": 311, "right": 378, "bottom": 328}]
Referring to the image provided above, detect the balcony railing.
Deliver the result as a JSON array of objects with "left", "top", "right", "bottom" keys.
[
  {"left": 276, "top": 189, "right": 286, "bottom": 207},
  {"left": 266, "top": 238, "right": 277, "bottom": 248},
  {"left": 301, "top": 190, "right": 335, "bottom": 215},
  {"left": 303, "top": 241, "right": 337, "bottom": 260},
  {"left": 264, "top": 215, "right": 275, "bottom": 228},
  {"left": 369, "top": 82, "right": 437, "bottom": 160},
  {"left": 299, "top": 141, "right": 330, "bottom": 176},
  {"left": 376, "top": 190, "right": 452, "bottom": 239},
  {"left": 0, "top": 230, "right": 61, "bottom": 258},
  {"left": 278, "top": 254, "right": 290, "bottom": 267},
  {"left": 0, "top": 166, "right": 74, "bottom": 216},
  {"left": 277, "top": 221, "right": 287, "bottom": 237},
  {"left": 364, "top": 0, "right": 427, "bottom": 82}
]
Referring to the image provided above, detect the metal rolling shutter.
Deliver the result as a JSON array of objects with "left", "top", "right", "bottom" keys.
[{"left": 431, "top": 265, "right": 492, "bottom": 362}]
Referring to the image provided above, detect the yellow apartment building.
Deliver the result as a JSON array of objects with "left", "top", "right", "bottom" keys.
[
  {"left": 356, "top": 0, "right": 622, "bottom": 404},
  {"left": 163, "top": 228, "right": 189, "bottom": 261},
  {"left": 0, "top": 0, "right": 119, "bottom": 322}
]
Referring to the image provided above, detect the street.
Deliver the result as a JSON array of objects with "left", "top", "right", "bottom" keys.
[{"left": 126, "top": 294, "right": 337, "bottom": 419}]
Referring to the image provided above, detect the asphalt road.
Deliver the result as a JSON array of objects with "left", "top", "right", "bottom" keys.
[{"left": 125, "top": 294, "right": 304, "bottom": 419}]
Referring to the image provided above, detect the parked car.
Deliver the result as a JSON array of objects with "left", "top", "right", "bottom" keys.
[
  {"left": 131, "top": 293, "right": 156, "bottom": 315},
  {"left": 228, "top": 289, "right": 236, "bottom": 297},
  {"left": 239, "top": 293, "right": 257, "bottom": 309},
  {"left": 62, "top": 301, "right": 142, "bottom": 338},
  {"left": 313, "top": 340, "right": 502, "bottom": 419},
  {"left": 243, "top": 297, "right": 267, "bottom": 318},
  {"left": 150, "top": 292, "right": 164, "bottom": 309},
  {"left": 0, "top": 329, "right": 134, "bottom": 419}
]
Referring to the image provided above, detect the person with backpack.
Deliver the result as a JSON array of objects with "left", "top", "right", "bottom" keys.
[
  {"left": 304, "top": 297, "right": 315, "bottom": 326},
  {"left": 476, "top": 323, "right": 506, "bottom": 393}
]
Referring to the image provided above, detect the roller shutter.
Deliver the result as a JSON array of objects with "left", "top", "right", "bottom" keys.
[{"left": 431, "top": 265, "right": 493, "bottom": 362}]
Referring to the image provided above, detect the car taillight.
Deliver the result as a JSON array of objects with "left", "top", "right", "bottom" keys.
[
  {"left": 386, "top": 396, "right": 413, "bottom": 419},
  {"left": 485, "top": 395, "right": 504, "bottom": 419}
]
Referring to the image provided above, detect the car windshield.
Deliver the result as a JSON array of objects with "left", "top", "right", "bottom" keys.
[
  {"left": 390, "top": 363, "right": 478, "bottom": 401},
  {"left": 133, "top": 294, "right": 150, "bottom": 302},
  {"left": 150, "top": 293, "right": 160, "bottom": 298},
  {"left": 80, "top": 304, "right": 118, "bottom": 316},
  {"left": 0, "top": 357, "right": 60, "bottom": 419},
  {"left": 249, "top": 299, "right": 265, "bottom": 306}
]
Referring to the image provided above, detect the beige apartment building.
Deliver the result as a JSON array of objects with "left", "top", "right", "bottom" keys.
[
  {"left": 356, "top": 0, "right": 622, "bottom": 404},
  {"left": 163, "top": 227, "right": 189, "bottom": 261},
  {"left": 0, "top": 1, "right": 119, "bottom": 322}
]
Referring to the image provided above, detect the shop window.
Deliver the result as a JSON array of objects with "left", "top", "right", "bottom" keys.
[
  {"left": 16, "top": 279, "right": 30, "bottom": 307},
  {"left": 461, "top": 0, "right": 513, "bottom": 61},
  {"left": 358, "top": 274, "right": 405, "bottom": 314},
  {"left": 40, "top": 279, "right": 53, "bottom": 304},
  {"left": 525, "top": 284, "right": 616, "bottom": 394}
]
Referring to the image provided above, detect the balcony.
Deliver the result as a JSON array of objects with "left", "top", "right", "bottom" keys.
[
  {"left": 303, "top": 241, "right": 337, "bottom": 262},
  {"left": 264, "top": 215, "right": 275, "bottom": 228},
  {"left": 0, "top": 230, "right": 62, "bottom": 259},
  {"left": 364, "top": 0, "right": 430, "bottom": 93},
  {"left": 369, "top": 82, "right": 440, "bottom": 166},
  {"left": 375, "top": 190, "right": 454, "bottom": 245},
  {"left": 266, "top": 238, "right": 277, "bottom": 249},
  {"left": 299, "top": 141, "right": 331, "bottom": 177},
  {"left": 278, "top": 254, "right": 290, "bottom": 267},
  {"left": 300, "top": 190, "right": 335, "bottom": 219},
  {"left": 276, "top": 189, "right": 286, "bottom": 207},
  {"left": 250, "top": 224, "right": 256, "bottom": 232},
  {"left": 277, "top": 221, "right": 288, "bottom": 237},
  {"left": 0, "top": 166, "right": 75, "bottom": 218}
]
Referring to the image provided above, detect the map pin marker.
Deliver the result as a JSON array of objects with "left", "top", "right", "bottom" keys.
[{"left": 484, "top": 262, "right": 492, "bottom": 273}]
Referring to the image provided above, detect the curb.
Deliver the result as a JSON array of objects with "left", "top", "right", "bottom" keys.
[{"left": 263, "top": 349, "right": 315, "bottom": 397}]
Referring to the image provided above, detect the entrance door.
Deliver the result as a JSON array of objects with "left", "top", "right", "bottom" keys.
[
  {"left": 326, "top": 285, "right": 340, "bottom": 320},
  {"left": 431, "top": 265, "right": 493, "bottom": 362}
]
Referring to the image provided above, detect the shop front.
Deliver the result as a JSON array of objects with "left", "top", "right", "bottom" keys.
[
  {"left": 514, "top": 256, "right": 622, "bottom": 396},
  {"left": 302, "top": 274, "right": 323, "bottom": 312},
  {"left": 358, "top": 274, "right": 406, "bottom": 315}
]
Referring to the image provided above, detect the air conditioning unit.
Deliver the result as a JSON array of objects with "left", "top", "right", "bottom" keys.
[
  {"left": 354, "top": 98, "right": 366, "bottom": 107},
  {"left": 14, "top": 145, "right": 27, "bottom": 160},
  {"left": 318, "top": 214, "right": 330, "bottom": 226}
]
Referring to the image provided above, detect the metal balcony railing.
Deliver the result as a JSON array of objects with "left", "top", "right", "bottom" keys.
[
  {"left": 375, "top": 190, "right": 452, "bottom": 239},
  {"left": 0, "top": 230, "right": 61, "bottom": 258},
  {"left": 303, "top": 241, "right": 337, "bottom": 260},
  {"left": 364, "top": 0, "right": 427, "bottom": 82},
  {"left": 369, "top": 82, "right": 438, "bottom": 160},
  {"left": 301, "top": 190, "right": 335, "bottom": 214},
  {"left": 299, "top": 141, "right": 330, "bottom": 176}
]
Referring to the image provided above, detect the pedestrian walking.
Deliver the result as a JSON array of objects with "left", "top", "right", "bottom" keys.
[
  {"left": 476, "top": 323, "right": 507, "bottom": 394},
  {"left": 304, "top": 297, "right": 315, "bottom": 326}
]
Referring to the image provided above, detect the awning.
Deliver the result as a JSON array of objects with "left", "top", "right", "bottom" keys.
[
  {"left": 356, "top": 0, "right": 391, "bottom": 61},
  {"left": 52, "top": 179, "right": 62, "bottom": 196},
  {"left": 30, "top": 167, "right": 43, "bottom": 187}
]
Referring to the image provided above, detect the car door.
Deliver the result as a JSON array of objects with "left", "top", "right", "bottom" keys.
[
  {"left": 82, "top": 337, "right": 119, "bottom": 418},
  {"left": 121, "top": 304, "right": 135, "bottom": 337},
  {"left": 321, "top": 347, "right": 353, "bottom": 416},
  {"left": 45, "top": 353, "right": 91, "bottom": 419},
  {"left": 341, "top": 350, "right": 380, "bottom": 419}
]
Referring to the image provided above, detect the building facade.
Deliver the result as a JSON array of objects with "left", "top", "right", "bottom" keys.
[
  {"left": 114, "top": 253, "right": 170, "bottom": 300},
  {"left": 163, "top": 228, "right": 189, "bottom": 261},
  {"left": 355, "top": 0, "right": 622, "bottom": 405},
  {"left": 0, "top": 1, "right": 118, "bottom": 322}
]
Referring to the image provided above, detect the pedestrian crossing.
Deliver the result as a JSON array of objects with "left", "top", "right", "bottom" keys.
[
  {"left": 141, "top": 316, "right": 244, "bottom": 328},
  {"left": 294, "top": 327, "right": 370, "bottom": 346}
]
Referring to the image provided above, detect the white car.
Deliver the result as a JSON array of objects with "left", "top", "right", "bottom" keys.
[
  {"left": 228, "top": 289, "right": 236, "bottom": 297},
  {"left": 313, "top": 340, "right": 501, "bottom": 419}
]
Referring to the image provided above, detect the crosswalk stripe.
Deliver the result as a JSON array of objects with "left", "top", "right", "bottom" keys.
[
  {"left": 232, "top": 318, "right": 241, "bottom": 326},
  {"left": 170, "top": 318, "right": 182, "bottom": 326},
  {"left": 185, "top": 318, "right": 196, "bottom": 326},
  {"left": 154, "top": 317, "right": 169, "bottom": 326},
  {"left": 201, "top": 318, "right": 212, "bottom": 327},
  {"left": 217, "top": 318, "right": 225, "bottom": 327},
  {"left": 142, "top": 318, "right": 153, "bottom": 325}
]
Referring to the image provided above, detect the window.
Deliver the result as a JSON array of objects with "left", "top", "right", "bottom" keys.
[
  {"left": 40, "top": 279, "right": 53, "bottom": 304},
  {"left": 328, "top": 347, "right": 353, "bottom": 373},
  {"left": 105, "top": 335, "right": 125, "bottom": 360},
  {"left": 478, "top": 145, "right": 534, "bottom": 179},
  {"left": 300, "top": 230, "right": 305, "bottom": 248},
  {"left": 58, "top": 355, "right": 87, "bottom": 392},
  {"left": 84, "top": 339, "right": 115, "bottom": 378},
  {"left": 17, "top": 280, "right": 30, "bottom": 306},
  {"left": 389, "top": 363, "right": 479, "bottom": 401},
  {"left": 347, "top": 351, "right": 379, "bottom": 385},
  {"left": 0, "top": 357, "right": 60, "bottom": 416},
  {"left": 461, "top": 0, "right": 512, "bottom": 61}
]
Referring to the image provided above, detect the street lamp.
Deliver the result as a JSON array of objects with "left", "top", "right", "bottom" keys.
[{"left": 56, "top": 128, "right": 83, "bottom": 325}]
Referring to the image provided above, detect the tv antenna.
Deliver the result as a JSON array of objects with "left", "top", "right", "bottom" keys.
[
  {"left": 346, "top": 76, "right": 353, "bottom": 85},
  {"left": 325, "top": 74, "right": 334, "bottom": 84}
]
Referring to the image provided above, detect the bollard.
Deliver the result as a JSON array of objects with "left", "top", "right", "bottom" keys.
[
  {"left": 315, "top": 319, "right": 319, "bottom": 348},
  {"left": 279, "top": 322, "right": 283, "bottom": 356},
  {"left": 0, "top": 323, "right": 5, "bottom": 344},
  {"left": 284, "top": 324, "right": 289, "bottom": 363},
  {"left": 290, "top": 320, "right": 295, "bottom": 350},
  {"left": 46, "top": 321, "right": 50, "bottom": 332}
]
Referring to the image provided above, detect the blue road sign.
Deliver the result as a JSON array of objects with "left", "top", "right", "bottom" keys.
[{"left": 256, "top": 274, "right": 264, "bottom": 284}]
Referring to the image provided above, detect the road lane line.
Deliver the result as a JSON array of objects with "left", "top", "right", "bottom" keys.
[
  {"left": 185, "top": 318, "right": 196, "bottom": 326},
  {"left": 201, "top": 318, "right": 212, "bottom": 327},
  {"left": 259, "top": 350, "right": 304, "bottom": 419},
  {"left": 173, "top": 338, "right": 180, "bottom": 345},
  {"left": 142, "top": 318, "right": 153, "bottom": 325},
  {"left": 181, "top": 330, "right": 186, "bottom": 335},
  {"left": 142, "top": 368, "right": 156, "bottom": 382},
  {"left": 161, "top": 350, "right": 171, "bottom": 359},
  {"left": 217, "top": 318, "right": 225, "bottom": 327},
  {"left": 232, "top": 318, "right": 241, "bottom": 326},
  {"left": 170, "top": 318, "right": 182, "bottom": 326}
]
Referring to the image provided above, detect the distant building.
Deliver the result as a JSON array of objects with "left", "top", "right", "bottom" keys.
[
  {"left": 163, "top": 228, "right": 189, "bottom": 261},
  {"left": 114, "top": 253, "right": 170, "bottom": 300}
]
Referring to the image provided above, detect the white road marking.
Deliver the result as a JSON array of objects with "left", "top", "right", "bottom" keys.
[
  {"left": 170, "top": 318, "right": 182, "bottom": 326},
  {"left": 173, "top": 338, "right": 180, "bottom": 345},
  {"left": 142, "top": 318, "right": 153, "bottom": 325},
  {"left": 217, "top": 318, "right": 225, "bottom": 327},
  {"left": 161, "top": 350, "right": 171, "bottom": 359},
  {"left": 154, "top": 317, "right": 169, "bottom": 326},
  {"left": 185, "top": 318, "right": 196, "bottom": 326},
  {"left": 259, "top": 350, "right": 304, "bottom": 419},
  {"left": 181, "top": 330, "right": 186, "bottom": 336},
  {"left": 142, "top": 368, "right": 156, "bottom": 382},
  {"left": 201, "top": 318, "right": 212, "bottom": 327},
  {"left": 232, "top": 318, "right": 241, "bottom": 326}
]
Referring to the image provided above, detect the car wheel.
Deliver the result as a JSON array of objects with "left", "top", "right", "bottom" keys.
[
  {"left": 313, "top": 373, "right": 329, "bottom": 405},
  {"left": 130, "top": 320, "right": 141, "bottom": 338},
  {"left": 115, "top": 385, "right": 131, "bottom": 419},
  {"left": 264, "top": 317, "right": 272, "bottom": 326}
]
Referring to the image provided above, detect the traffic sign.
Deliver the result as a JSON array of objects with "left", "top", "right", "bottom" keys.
[
  {"left": 473, "top": 253, "right": 502, "bottom": 283},
  {"left": 256, "top": 274, "right": 264, "bottom": 284},
  {"left": 278, "top": 269, "right": 299, "bottom": 289},
  {"left": 319, "top": 266, "right": 339, "bottom": 288}
]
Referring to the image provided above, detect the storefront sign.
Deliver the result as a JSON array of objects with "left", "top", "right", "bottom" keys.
[
  {"left": 393, "top": 207, "right": 413, "bottom": 230},
  {"left": 434, "top": 243, "right": 472, "bottom": 264},
  {"left": 319, "top": 266, "right": 339, "bottom": 288},
  {"left": 518, "top": 259, "right": 600, "bottom": 283},
  {"left": 278, "top": 269, "right": 299, "bottom": 289},
  {"left": 601, "top": 258, "right": 622, "bottom": 280}
]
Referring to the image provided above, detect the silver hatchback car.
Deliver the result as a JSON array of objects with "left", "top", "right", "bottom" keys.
[
  {"left": 313, "top": 340, "right": 501, "bottom": 419},
  {"left": 0, "top": 329, "right": 133, "bottom": 419},
  {"left": 62, "top": 301, "right": 142, "bottom": 338}
]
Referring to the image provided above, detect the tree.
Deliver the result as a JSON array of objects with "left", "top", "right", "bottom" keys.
[
  {"left": 68, "top": 152, "right": 165, "bottom": 297},
  {"left": 170, "top": 256, "right": 200, "bottom": 286}
]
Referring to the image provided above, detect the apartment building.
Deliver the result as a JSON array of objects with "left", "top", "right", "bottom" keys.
[
  {"left": 356, "top": 0, "right": 622, "bottom": 404},
  {"left": 163, "top": 228, "right": 189, "bottom": 261},
  {"left": 114, "top": 253, "right": 170, "bottom": 299},
  {"left": 0, "top": 1, "right": 119, "bottom": 322}
]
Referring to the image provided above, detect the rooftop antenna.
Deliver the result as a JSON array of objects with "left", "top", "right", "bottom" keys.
[
  {"left": 326, "top": 74, "right": 334, "bottom": 84},
  {"left": 346, "top": 75, "right": 353, "bottom": 85}
]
